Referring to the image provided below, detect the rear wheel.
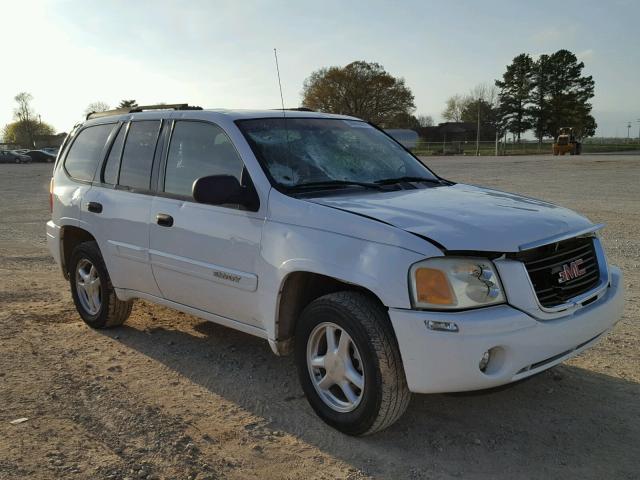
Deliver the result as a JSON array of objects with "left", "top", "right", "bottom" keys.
[
  {"left": 295, "top": 292, "right": 410, "bottom": 435},
  {"left": 69, "top": 241, "right": 132, "bottom": 328}
]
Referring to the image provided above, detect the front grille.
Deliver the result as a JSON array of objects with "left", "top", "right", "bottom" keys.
[{"left": 516, "top": 236, "right": 600, "bottom": 308}]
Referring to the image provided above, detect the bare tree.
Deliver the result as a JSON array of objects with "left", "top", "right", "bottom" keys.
[
  {"left": 465, "top": 83, "right": 499, "bottom": 155},
  {"left": 14, "top": 92, "right": 35, "bottom": 123},
  {"left": 416, "top": 115, "right": 435, "bottom": 127},
  {"left": 84, "top": 101, "right": 111, "bottom": 116},
  {"left": 13, "top": 92, "right": 37, "bottom": 147},
  {"left": 442, "top": 94, "right": 469, "bottom": 122}
]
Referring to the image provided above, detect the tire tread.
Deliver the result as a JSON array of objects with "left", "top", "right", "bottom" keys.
[
  {"left": 70, "top": 241, "right": 132, "bottom": 328},
  {"left": 299, "top": 291, "right": 410, "bottom": 435}
]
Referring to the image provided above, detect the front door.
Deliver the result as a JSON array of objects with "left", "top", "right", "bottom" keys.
[{"left": 148, "top": 120, "right": 264, "bottom": 328}]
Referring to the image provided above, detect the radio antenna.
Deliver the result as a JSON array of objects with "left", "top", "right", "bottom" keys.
[
  {"left": 273, "top": 48, "right": 294, "bottom": 181},
  {"left": 274, "top": 48, "right": 286, "bottom": 113}
]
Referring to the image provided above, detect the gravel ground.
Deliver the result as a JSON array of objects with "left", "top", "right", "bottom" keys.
[{"left": 0, "top": 154, "right": 638, "bottom": 480}]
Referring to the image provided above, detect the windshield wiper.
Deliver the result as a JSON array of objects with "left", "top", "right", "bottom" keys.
[
  {"left": 374, "top": 176, "right": 445, "bottom": 185},
  {"left": 287, "top": 180, "right": 383, "bottom": 191}
]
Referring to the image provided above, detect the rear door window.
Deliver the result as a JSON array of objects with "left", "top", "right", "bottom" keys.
[
  {"left": 64, "top": 124, "right": 115, "bottom": 181},
  {"left": 102, "top": 123, "right": 127, "bottom": 185},
  {"left": 118, "top": 121, "right": 161, "bottom": 191}
]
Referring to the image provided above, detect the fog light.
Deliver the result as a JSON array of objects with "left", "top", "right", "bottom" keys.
[
  {"left": 425, "top": 320, "right": 459, "bottom": 332},
  {"left": 479, "top": 350, "right": 491, "bottom": 372}
]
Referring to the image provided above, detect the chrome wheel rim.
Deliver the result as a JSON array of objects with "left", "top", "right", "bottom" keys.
[
  {"left": 307, "top": 322, "right": 365, "bottom": 413},
  {"left": 75, "top": 259, "right": 101, "bottom": 315}
]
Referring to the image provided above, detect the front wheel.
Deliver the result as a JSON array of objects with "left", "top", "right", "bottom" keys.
[
  {"left": 69, "top": 241, "right": 133, "bottom": 328},
  {"left": 295, "top": 292, "right": 410, "bottom": 435}
]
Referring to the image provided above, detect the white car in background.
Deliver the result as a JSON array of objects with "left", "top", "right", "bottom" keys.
[{"left": 46, "top": 105, "right": 624, "bottom": 435}]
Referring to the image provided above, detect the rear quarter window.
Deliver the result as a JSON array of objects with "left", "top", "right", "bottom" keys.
[{"left": 64, "top": 124, "right": 115, "bottom": 182}]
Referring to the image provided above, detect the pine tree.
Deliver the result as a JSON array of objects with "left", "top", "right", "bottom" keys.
[
  {"left": 529, "top": 50, "right": 596, "bottom": 142},
  {"left": 118, "top": 99, "right": 138, "bottom": 109},
  {"left": 495, "top": 54, "right": 534, "bottom": 142},
  {"left": 545, "top": 50, "right": 596, "bottom": 138},
  {"left": 529, "top": 54, "right": 552, "bottom": 145}
]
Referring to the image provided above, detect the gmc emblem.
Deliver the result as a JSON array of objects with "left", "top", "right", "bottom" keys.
[{"left": 558, "top": 259, "right": 587, "bottom": 284}]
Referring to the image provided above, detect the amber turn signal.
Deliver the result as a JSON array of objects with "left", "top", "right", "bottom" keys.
[{"left": 415, "top": 267, "right": 455, "bottom": 305}]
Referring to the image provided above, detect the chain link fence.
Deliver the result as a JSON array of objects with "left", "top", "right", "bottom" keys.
[{"left": 411, "top": 140, "right": 640, "bottom": 156}]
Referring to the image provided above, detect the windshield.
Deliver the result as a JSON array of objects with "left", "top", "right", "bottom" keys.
[{"left": 237, "top": 118, "right": 438, "bottom": 188}]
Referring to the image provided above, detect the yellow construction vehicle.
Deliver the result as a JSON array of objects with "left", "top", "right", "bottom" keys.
[{"left": 553, "top": 127, "right": 582, "bottom": 155}]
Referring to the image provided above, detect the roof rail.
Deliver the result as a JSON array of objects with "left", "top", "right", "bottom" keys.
[
  {"left": 271, "top": 107, "right": 315, "bottom": 112},
  {"left": 86, "top": 103, "right": 202, "bottom": 120}
]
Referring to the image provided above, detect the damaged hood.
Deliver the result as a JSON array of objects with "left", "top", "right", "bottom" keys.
[{"left": 308, "top": 183, "right": 594, "bottom": 252}]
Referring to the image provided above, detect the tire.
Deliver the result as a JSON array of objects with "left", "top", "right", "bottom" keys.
[
  {"left": 295, "top": 292, "right": 410, "bottom": 436},
  {"left": 69, "top": 241, "right": 133, "bottom": 328}
]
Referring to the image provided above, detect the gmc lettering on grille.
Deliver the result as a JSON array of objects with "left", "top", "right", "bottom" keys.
[{"left": 558, "top": 258, "right": 587, "bottom": 284}]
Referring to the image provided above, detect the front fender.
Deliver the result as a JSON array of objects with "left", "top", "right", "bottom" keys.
[{"left": 257, "top": 219, "right": 442, "bottom": 341}]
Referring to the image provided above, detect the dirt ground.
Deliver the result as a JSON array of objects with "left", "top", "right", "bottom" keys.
[{"left": 1, "top": 154, "right": 638, "bottom": 480}]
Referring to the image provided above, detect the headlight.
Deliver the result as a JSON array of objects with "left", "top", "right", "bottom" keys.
[{"left": 409, "top": 257, "right": 505, "bottom": 310}]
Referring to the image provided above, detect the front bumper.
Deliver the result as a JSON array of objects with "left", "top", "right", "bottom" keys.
[{"left": 389, "top": 266, "right": 624, "bottom": 394}]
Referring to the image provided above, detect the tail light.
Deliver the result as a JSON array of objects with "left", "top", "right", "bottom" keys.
[{"left": 49, "top": 178, "right": 54, "bottom": 213}]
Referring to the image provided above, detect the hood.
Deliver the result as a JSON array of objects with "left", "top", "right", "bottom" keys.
[{"left": 308, "top": 184, "right": 594, "bottom": 252}]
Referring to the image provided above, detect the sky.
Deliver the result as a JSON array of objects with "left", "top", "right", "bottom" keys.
[{"left": 2, "top": 0, "right": 639, "bottom": 138}]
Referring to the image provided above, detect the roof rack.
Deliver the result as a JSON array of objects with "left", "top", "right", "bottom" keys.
[{"left": 86, "top": 103, "right": 202, "bottom": 120}]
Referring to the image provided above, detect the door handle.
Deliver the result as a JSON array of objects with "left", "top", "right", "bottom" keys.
[
  {"left": 156, "top": 213, "right": 174, "bottom": 227},
  {"left": 87, "top": 202, "right": 103, "bottom": 213}
]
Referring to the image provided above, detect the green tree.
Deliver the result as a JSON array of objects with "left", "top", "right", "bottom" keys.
[
  {"left": 2, "top": 120, "right": 55, "bottom": 146},
  {"left": 529, "top": 54, "right": 551, "bottom": 144},
  {"left": 461, "top": 84, "right": 500, "bottom": 149},
  {"left": 118, "top": 99, "right": 138, "bottom": 109},
  {"left": 386, "top": 112, "right": 421, "bottom": 129},
  {"left": 529, "top": 50, "right": 596, "bottom": 142},
  {"left": 301, "top": 61, "right": 415, "bottom": 126},
  {"left": 495, "top": 53, "right": 534, "bottom": 142},
  {"left": 545, "top": 49, "right": 596, "bottom": 138},
  {"left": 2, "top": 92, "right": 55, "bottom": 147}
]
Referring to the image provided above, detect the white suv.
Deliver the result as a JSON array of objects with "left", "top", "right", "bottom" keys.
[{"left": 47, "top": 105, "right": 624, "bottom": 435}]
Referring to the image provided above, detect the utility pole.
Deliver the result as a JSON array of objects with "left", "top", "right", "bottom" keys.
[
  {"left": 637, "top": 119, "right": 640, "bottom": 143},
  {"left": 475, "top": 104, "right": 480, "bottom": 156},
  {"left": 627, "top": 122, "right": 632, "bottom": 142}
]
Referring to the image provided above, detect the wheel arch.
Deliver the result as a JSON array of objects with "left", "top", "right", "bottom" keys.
[
  {"left": 272, "top": 271, "right": 387, "bottom": 356},
  {"left": 60, "top": 225, "right": 98, "bottom": 279}
]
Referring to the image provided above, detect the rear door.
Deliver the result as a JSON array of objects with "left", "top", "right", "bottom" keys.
[
  {"left": 83, "top": 119, "right": 163, "bottom": 296},
  {"left": 58, "top": 122, "right": 116, "bottom": 250},
  {"left": 148, "top": 120, "right": 264, "bottom": 327}
]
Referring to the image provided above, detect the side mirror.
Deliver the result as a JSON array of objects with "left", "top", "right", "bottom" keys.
[{"left": 192, "top": 175, "right": 254, "bottom": 208}]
